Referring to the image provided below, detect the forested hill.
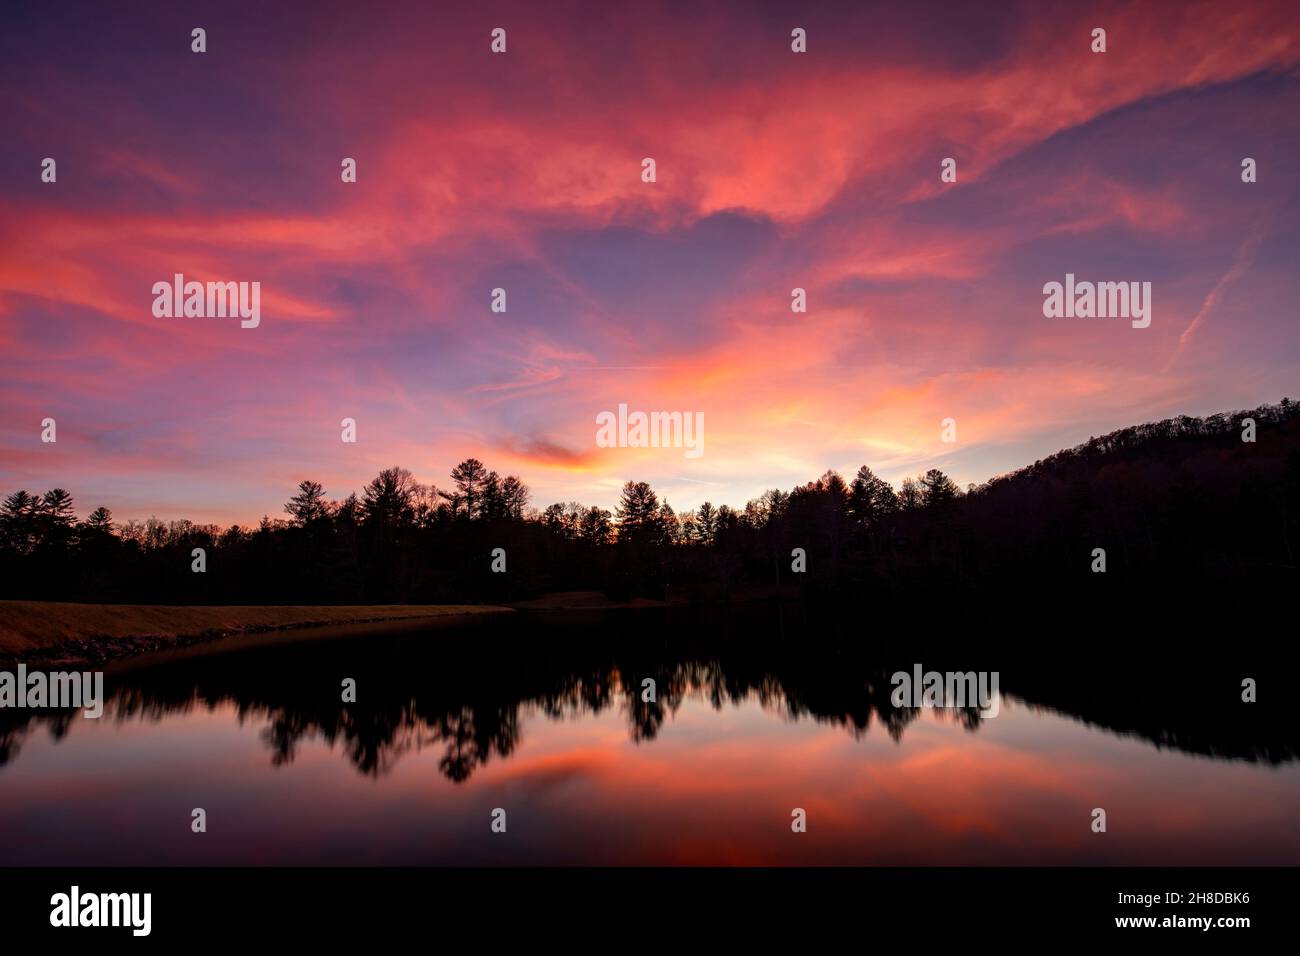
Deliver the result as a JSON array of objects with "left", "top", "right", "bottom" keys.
[
  {"left": 945, "top": 399, "right": 1300, "bottom": 595},
  {"left": 986, "top": 400, "right": 1299, "bottom": 488}
]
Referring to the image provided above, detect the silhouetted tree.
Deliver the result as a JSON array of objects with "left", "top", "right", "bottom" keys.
[
  {"left": 579, "top": 506, "right": 613, "bottom": 545},
  {"left": 362, "top": 468, "right": 418, "bottom": 529},
  {"left": 38, "top": 488, "right": 76, "bottom": 550},
  {"left": 920, "top": 469, "right": 959, "bottom": 507},
  {"left": 444, "top": 459, "right": 489, "bottom": 520},
  {"left": 0, "top": 491, "right": 38, "bottom": 554},
  {"left": 695, "top": 501, "right": 717, "bottom": 545},
  {"left": 82, "top": 507, "right": 114, "bottom": 535},
  {"left": 498, "top": 476, "right": 529, "bottom": 520},
  {"left": 898, "top": 477, "right": 921, "bottom": 511},
  {"left": 616, "top": 481, "right": 659, "bottom": 542},
  {"left": 285, "top": 480, "right": 329, "bottom": 525}
]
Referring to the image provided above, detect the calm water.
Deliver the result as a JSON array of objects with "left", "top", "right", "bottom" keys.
[{"left": 2, "top": 607, "right": 1297, "bottom": 865}]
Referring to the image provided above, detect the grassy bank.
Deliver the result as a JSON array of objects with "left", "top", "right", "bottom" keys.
[{"left": 0, "top": 600, "right": 512, "bottom": 664}]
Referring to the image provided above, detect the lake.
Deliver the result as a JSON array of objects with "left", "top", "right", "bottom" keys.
[{"left": 1, "top": 606, "right": 1297, "bottom": 865}]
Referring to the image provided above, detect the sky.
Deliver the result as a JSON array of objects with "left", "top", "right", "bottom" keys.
[{"left": 2, "top": 0, "right": 1299, "bottom": 525}]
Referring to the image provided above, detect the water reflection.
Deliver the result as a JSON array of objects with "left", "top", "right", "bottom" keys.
[{"left": 2, "top": 607, "right": 1295, "bottom": 780}]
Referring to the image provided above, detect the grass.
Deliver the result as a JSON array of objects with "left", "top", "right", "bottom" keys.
[{"left": 0, "top": 600, "right": 511, "bottom": 661}]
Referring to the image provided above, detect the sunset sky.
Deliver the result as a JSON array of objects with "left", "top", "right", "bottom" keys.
[{"left": 3, "top": 0, "right": 1299, "bottom": 525}]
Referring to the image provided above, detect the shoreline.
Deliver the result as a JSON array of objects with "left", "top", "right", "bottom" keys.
[{"left": 0, "top": 601, "right": 513, "bottom": 668}]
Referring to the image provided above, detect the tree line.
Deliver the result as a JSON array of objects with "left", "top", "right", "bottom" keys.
[{"left": 2, "top": 400, "right": 1298, "bottom": 605}]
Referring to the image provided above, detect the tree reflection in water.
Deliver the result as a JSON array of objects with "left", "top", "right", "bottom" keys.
[{"left": 2, "top": 607, "right": 1295, "bottom": 778}]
